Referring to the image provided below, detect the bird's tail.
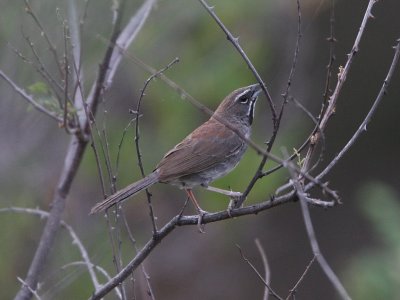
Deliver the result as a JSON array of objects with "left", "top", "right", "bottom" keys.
[{"left": 90, "top": 171, "right": 159, "bottom": 214}]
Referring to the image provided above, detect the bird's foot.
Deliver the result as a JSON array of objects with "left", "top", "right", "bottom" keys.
[
  {"left": 196, "top": 209, "right": 208, "bottom": 233},
  {"left": 227, "top": 193, "right": 245, "bottom": 214}
]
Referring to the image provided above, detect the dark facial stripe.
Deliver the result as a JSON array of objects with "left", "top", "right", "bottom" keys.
[{"left": 248, "top": 98, "right": 257, "bottom": 125}]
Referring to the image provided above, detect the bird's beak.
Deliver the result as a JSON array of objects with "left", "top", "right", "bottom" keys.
[{"left": 249, "top": 83, "right": 262, "bottom": 99}]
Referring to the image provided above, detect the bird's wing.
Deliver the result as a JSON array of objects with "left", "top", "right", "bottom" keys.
[{"left": 156, "top": 119, "right": 245, "bottom": 181}]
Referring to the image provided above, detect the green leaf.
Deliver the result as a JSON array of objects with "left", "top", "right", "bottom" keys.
[{"left": 28, "top": 81, "right": 50, "bottom": 95}]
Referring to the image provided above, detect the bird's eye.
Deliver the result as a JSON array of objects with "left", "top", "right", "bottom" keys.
[{"left": 238, "top": 95, "right": 249, "bottom": 104}]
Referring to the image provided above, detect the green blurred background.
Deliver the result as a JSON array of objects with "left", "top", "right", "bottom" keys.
[{"left": 0, "top": 0, "right": 399, "bottom": 299}]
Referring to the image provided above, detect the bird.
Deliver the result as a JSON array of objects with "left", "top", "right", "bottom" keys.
[{"left": 90, "top": 83, "right": 262, "bottom": 219}]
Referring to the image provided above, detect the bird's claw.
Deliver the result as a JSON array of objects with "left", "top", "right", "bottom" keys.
[
  {"left": 228, "top": 192, "right": 244, "bottom": 212},
  {"left": 197, "top": 209, "right": 208, "bottom": 233}
]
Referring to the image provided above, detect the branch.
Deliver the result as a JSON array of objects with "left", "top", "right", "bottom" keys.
[
  {"left": 255, "top": 239, "right": 271, "bottom": 300},
  {"left": 197, "top": 0, "right": 277, "bottom": 125},
  {"left": 62, "top": 262, "right": 122, "bottom": 299},
  {"left": 24, "top": 0, "right": 64, "bottom": 77},
  {"left": 298, "top": 193, "right": 350, "bottom": 299},
  {"left": 134, "top": 57, "right": 180, "bottom": 235},
  {"left": 236, "top": 244, "right": 282, "bottom": 300},
  {"left": 14, "top": 1, "right": 156, "bottom": 299},
  {"left": 307, "top": 37, "right": 400, "bottom": 187},
  {"left": 0, "top": 207, "right": 100, "bottom": 291},
  {"left": 282, "top": 149, "right": 351, "bottom": 300},
  {"left": 89, "top": 187, "right": 327, "bottom": 299},
  {"left": 286, "top": 255, "right": 316, "bottom": 300},
  {"left": 301, "top": 0, "right": 378, "bottom": 174},
  {"left": 16, "top": 278, "right": 42, "bottom": 300},
  {"left": 86, "top": 0, "right": 157, "bottom": 124},
  {"left": 238, "top": 0, "right": 302, "bottom": 207},
  {"left": 0, "top": 70, "right": 62, "bottom": 122}
]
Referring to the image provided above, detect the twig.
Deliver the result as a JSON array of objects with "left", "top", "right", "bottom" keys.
[
  {"left": 85, "top": 0, "right": 157, "bottom": 119},
  {"left": 115, "top": 116, "right": 139, "bottom": 180},
  {"left": 320, "top": 0, "right": 337, "bottom": 119},
  {"left": 255, "top": 239, "right": 271, "bottom": 300},
  {"left": 299, "top": 193, "right": 350, "bottom": 299},
  {"left": 62, "top": 262, "right": 122, "bottom": 299},
  {"left": 0, "top": 70, "right": 62, "bottom": 122},
  {"left": 280, "top": 0, "right": 302, "bottom": 117},
  {"left": 134, "top": 57, "right": 179, "bottom": 235},
  {"left": 17, "top": 278, "right": 42, "bottom": 300},
  {"left": 24, "top": 0, "right": 64, "bottom": 77},
  {"left": 0, "top": 207, "right": 100, "bottom": 291},
  {"left": 286, "top": 255, "right": 317, "bottom": 300},
  {"left": 61, "top": 16, "right": 73, "bottom": 133},
  {"left": 197, "top": 0, "right": 277, "bottom": 125},
  {"left": 18, "top": 33, "right": 64, "bottom": 98},
  {"left": 300, "top": 0, "right": 378, "bottom": 175},
  {"left": 306, "top": 36, "right": 400, "bottom": 190},
  {"left": 89, "top": 187, "right": 319, "bottom": 299},
  {"left": 120, "top": 211, "right": 156, "bottom": 300},
  {"left": 291, "top": 96, "right": 326, "bottom": 173},
  {"left": 68, "top": 0, "right": 87, "bottom": 129},
  {"left": 236, "top": 244, "right": 282, "bottom": 300},
  {"left": 238, "top": 0, "right": 302, "bottom": 207},
  {"left": 282, "top": 148, "right": 351, "bottom": 300}
]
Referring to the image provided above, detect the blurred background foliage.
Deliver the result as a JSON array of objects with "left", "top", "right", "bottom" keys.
[{"left": 0, "top": 0, "right": 399, "bottom": 299}]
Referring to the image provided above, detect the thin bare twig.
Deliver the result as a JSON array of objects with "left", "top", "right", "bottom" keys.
[
  {"left": 0, "top": 70, "right": 62, "bottom": 122},
  {"left": 120, "top": 211, "right": 156, "bottom": 300},
  {"left": 286, "top": 10, "right": 382, "bottom": 295},
  {"left": 0, "top": 207, "right": 100, "bottom": 291},
  {"left": 291, "top": 96, "right": 326, "bottom": 173},
  {"left": 286, "top": 255, "right": 317, "bottom": 300},
  {"left": 301, "top": 0, "right": 378, "bottom": 175},
  {"left": 236, "top": 244, "right": 282, "bottom": 300},
  {"left": 238, "top": 0, "right": 302, "bottom": 207},
  {"left": 255, "top": 239, "right": 271, "bottom": 300},
  {"left": 68, "top": 0, "right": 87, "bottom": 129},
  {"left": 115, "top": 116, "right": 139, "bottom": 179},
  {"left": 299, "top": 193, "right": 350, "bottom": 299},
  {"left": 17, "top": 278, "right": 42, "bottom": 300},
  {"left": 134, "top": 57, "right": 179, "bottom": 235},
  {"left": 282, "top": 148, "right": 351, "bottom": 300},
  {"left": 306, "top": 36, "right": 400, "bottom": 190},
  {"left": 62, "top": 262, "right": 122, "bottom": 299},
  {"left": 320, "top": 0, "right": 337, "bottom": 119},
  {"left": 279, "top": 0, "right": 302, "bottom": 116},
  {"left": 17, "top": 33, "right": 64, "bottom": 98},
  {"left": 24, "top": 0, "right": 64, "bottom": 77},
  {"left": 197, "top": 0, "right": 276, "bottom": 125},
  {"left": 197, "top": 0, "right": 279, "bottom": 209},
  {"left": 86, "top": 0, "right": 157, "bottom": 117}
]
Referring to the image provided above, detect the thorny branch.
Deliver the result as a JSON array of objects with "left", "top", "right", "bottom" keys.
[
  {"left": 285, "top": 2, "right": 385, "bottom": 298},
  {"left": 282, "top": 148, "right": 351, "bottom": 300},
  {"left": 239, "top": 0, "right": 303, "bottom": 207},
  {"left": 134, "top": 57, "right": 180, "bottom": 235}
]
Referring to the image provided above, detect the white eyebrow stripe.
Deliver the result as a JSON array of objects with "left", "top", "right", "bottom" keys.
[{"left": 235, "top": 89, "right": 251, "bottom": 101}]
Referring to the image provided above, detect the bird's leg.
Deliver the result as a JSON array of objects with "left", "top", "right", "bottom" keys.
[{"left": 185, "top": 188, "right": 207, "bottom": 233}]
